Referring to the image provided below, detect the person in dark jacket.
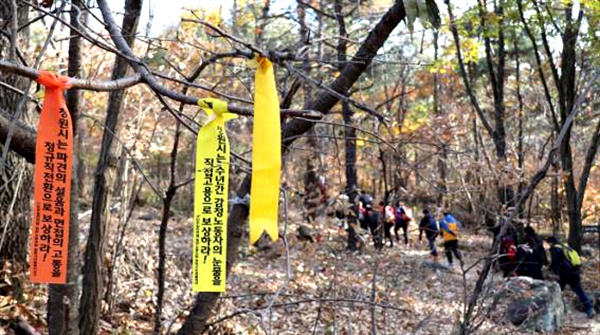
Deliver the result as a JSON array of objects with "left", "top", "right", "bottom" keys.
[
  {"left": 357, "top": 190, "right": 373, "bottom": 230},
  {"left": 524, "top": 226, "right": 548, "bottom": 265},
  {"left": 514, "top": 226, "right": 547, "bottom": 280},
  {"left": 515, "top": 245, "right": 542, "bottom": 280},
  {"left": 419, "top": 209, "right": 439, "bottom": 261},
  {"left": 394, "top": 202, "right": 411, "bottom": 245},
  {"left": 365, "top": 203, "right": 383, "bottom": 251},
  {"left": 546, "top": 236, "right": 594, "bottom": 318}
]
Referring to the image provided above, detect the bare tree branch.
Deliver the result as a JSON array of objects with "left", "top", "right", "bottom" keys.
[
  {"left": 0, "top": 107, "right": 35, "bottom": 163},
  {"left": 0, "top": 59, "right": 142, "bottom": 91}
]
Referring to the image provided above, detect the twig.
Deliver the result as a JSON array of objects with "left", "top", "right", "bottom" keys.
[
  {"left": 0, "top": 0, "right": 67, "bottom": 171},
  {"left": 0, "top": 60, "right": 142, "bottom": 91}
]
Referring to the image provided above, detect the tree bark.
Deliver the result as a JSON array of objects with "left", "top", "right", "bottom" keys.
[
  {"left": 46, "top": 2, "right": 84, "bottom": 334},
  {"left": 0, "top": 2, "right": 30, "bottom": 267},
  {"left": 433, "top": 30, "right": 446, "bottom": 205},
  {"left": 560, "top": 7, "right": 583, "bottom": 251},
  {"left": 334, "top": 0, "right": 359, "bottom": 249},
  {"left": 79, "top": 1, "right": 142, "bottom": 334},
  {"left": 298, "top": 0, "right": 320, "bottom": 221},
  {"left": 514, "top": 35, "right": 525, "bottom": 218},
  {"left": 0, "top": 0, "right": 32, "bottom": 299}
]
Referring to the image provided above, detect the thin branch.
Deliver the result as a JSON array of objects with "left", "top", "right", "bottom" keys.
[
  {"left": 0, "top": 60, "right": 323, "bottom": 119},
  {"left": 0, "top": 59, "right": 142, "bottom": 91},
  {"left": 283, "top": 62, "right": 386, "bottom": 122},
  {"left": 297, "top": 0, "right": 336, "bottom": 19},
  {"left": 576, "top": 115, "right": 600, "bottom": 212},
  {"left": 9, "top": 0, "right": 18, "bottom": 61},
  {"left": 180, "top": 18, "right": 296, "bottom": 63},
  {"left": 81, "top": 114, "right": 162, "bottom": 198}
]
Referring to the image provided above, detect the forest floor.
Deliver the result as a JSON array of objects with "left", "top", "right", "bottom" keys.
[{"left": 1, "top": 206, "right": 599, "bottom": 335}]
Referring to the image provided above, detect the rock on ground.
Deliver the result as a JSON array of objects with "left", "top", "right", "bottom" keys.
[{"left": 494, "top": 276, "right": 565, "bottom": 333}]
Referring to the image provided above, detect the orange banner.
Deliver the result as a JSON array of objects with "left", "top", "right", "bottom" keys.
[{"left": 30, "top": 71, "right": 73, "bottom": 284}]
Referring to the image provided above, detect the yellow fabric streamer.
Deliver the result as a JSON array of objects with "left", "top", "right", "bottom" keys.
[
  {"left": 249, "top": 56, "right": 281, "bottom": 244},
  {"left": 193, "top": 98, "right": 236, "bottom": 292}
]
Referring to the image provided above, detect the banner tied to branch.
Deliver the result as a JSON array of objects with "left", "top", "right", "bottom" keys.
[
  {"left": 249, "top": 56, "right": 281, "bottom": 245},
  {"left": 30, "top": 71, "right": 73, "bottom": 284},
  {"left": 193, "top": 98, "right": 236, "bottom": 292}
]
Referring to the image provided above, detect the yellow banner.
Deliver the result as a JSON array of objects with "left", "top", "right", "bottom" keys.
[
  {"left": 193, "top": 98, "right": 236, "bottom": 292},
  {"left": 249, "top": 56, "right": 281, "bottom": 244}
]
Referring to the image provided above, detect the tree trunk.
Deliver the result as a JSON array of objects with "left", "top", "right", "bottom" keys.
[
  {"left": 0, "top": 0, "right": 32, "bottom": 300},
  {"left": 559, "top": 7, "right": 583, "bottom": 251},
  {"left": 47, "top": 2, "right": 84, "bottom": 334},
  {"left": 433, "top": 30, "right": 446, "bottom": 205},
  {"left": 298, "top": 0, "right": 320, "bottom": 222},
  {"left": 343, "top": 102, "right": 357, "bottom": 199},
  {"left": 514, "top": 35, "right": 526, "bottom": 218},
  {"left": 334, "top": 0, "right": 359, "bottom": 250},
  {"left": 79, "top": 1, "right": 142, "bottom": 334},
  {"left": 551, "top": 158, "right": 561, "bottom": 236}
]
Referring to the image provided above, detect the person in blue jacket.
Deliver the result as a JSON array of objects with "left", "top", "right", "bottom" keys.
[{"left": 440, "top": 212, "right": 463, "bottom": 267}]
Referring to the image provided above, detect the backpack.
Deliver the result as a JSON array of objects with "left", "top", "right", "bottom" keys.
[
  {"left": 385, "top": 205, "right": 396, "bottom": 223},
  {"left": 501, "top": 235, "right": 516, "bottom": 261},
  {"left": 555, "top": 244, "right": 581, "bottom": 267},
  {"left": 428, "top": 218, "right": 439, "bottom": 232},
  {"left": 403, "top": 208, "right": 413, "bottom": 221}
]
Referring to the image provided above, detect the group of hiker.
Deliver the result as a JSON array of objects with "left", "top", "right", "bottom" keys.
[
  {"left": 355, "top": 192, "right": 414, "bottom": 249},
  {"left": 349, "top": 191, "right": 595, "bottom": 318},
  {"left": 354, "top": 192, "right": 464, "bottom": 267},
  {"left": 495, "top": 225, "right": 595, "bottom": 318}
]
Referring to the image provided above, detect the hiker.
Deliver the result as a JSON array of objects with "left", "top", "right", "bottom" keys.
[
  {"left": 383, "top": 202, "right": 396, "bottom": 247},
  {"left": 394, "top": 202, "right": 412, "bottom": 245},
  {"left": 515, "top": 244, "right": 542, "bottom": 280},
  {"left": 490, "top": 222, "right": 519, "bottom": 277},
  {"left": 517, "top": 226, "right": 548, "bottom": 280},
  {"left": 365, "top": 203, "right": 383, "bottom": 251},
  {"left": 499, "top": 234, "right": 517, "bottom": 277},
  {"left": 440, "top": 212, "right": 463, "bottom": 267},
  {"left": 546, "top": 236, "right": 595, "bottom": 318},
  {"left": 357, "top": 190, "right": 373, "bottom": 230},
  {"left": 419, "top": 209, "right": 439, "bottom": 261},
  {"left": 358, "top": 190, "right": 373, "bottom": 209},
  {"left": 515, "top": 226, "right": 547, "bottom": 280}
]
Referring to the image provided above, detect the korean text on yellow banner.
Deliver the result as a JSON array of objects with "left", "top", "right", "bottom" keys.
[{"left": 193, "top": 98, "right": 236, "bottom": 292}]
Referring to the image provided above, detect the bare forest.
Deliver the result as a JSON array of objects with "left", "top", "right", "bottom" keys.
[{"left": 0, "top": 0, "right": 599, "bottom": 334}]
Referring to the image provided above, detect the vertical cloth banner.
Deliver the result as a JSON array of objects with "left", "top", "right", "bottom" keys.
[
  {"left": 249, "top": 56, "right": 281, "bottom": 244},
  {"left": 30, "top": 71, "right": 73, "bottom": 284},
  {"left": 193, "top": 98, "right": 236, "bottom": 292}
]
